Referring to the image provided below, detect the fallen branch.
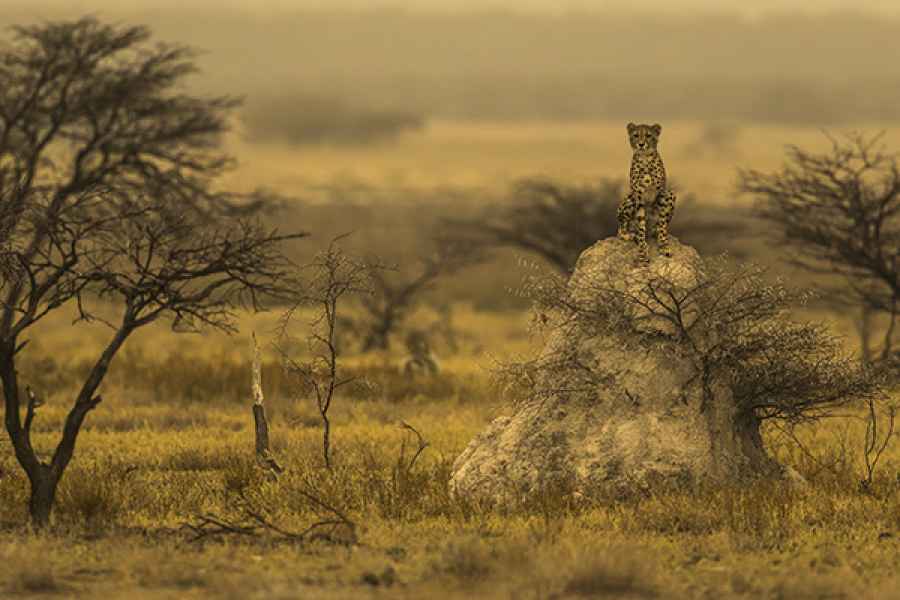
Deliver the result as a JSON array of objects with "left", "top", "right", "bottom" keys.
[
  {"left": 181, "top": 486, "right": 356, "bottom": 546},
  {"left": 181, "top": 513, "right": 260, "bottom": 543}
]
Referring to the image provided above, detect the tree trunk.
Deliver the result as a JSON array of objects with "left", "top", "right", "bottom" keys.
[
  {"left": 856, "top": 304, "right": 874, "bottom": 364},
  {"left": 28, "top": 466, "right": 59, "bottom": 529},
  {"left": 321, "top": 413, "right": 332, "bottom": 469},
  {"left": 881, "top": 299, "right": 897, "bottom": 361},
  {"left": 362, "top": 325, "right": 391, "bottom": 352}
]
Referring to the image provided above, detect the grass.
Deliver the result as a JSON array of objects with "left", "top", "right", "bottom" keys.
[
  {"left": 1, "top": 116, "right": 899, "bottom": 595},
  {"left": 0, "top": 319, "right": 898, "bottom": 599},
  {"left": 219, "top": 119, "right": 900, "bottom": 200}
]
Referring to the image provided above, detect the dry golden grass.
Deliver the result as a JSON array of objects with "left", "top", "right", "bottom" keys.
[
  {"left": 0, "top": 300, "right": 898, "bottom": 599},
  {"left": 220, "top": 118, "right": 900, "bottom": 202},
  {"left": 1, "top": 119, "right": 899, "bottom": 597}
]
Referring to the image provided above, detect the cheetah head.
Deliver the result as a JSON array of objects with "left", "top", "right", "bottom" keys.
[{"left": 627, "top": 122, "right": 661, "bottom": 153}]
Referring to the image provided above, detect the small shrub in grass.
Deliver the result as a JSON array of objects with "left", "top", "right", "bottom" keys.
[
  {"left": 561, "top": 553, "right": 658, "bottom": 598},
  {"left": 56, "top": 460, "right": 141, "bottom": 529},
  {"left": 430, "top": 535, "right": 496, "bottom": 583},
  {"left": 162, "top": 446, "right": 242, "bottom": 472},
  {"left": 112, "top": 348, "right": 286, "bottom": 406},
  {"left": 137, "top": 471, "right": 220, "bottom": 519},
  {"left": 620, "top": 491, "right": 722, "bottom": 537},
  {"left": 721, "top": 480, "right": 802, "bottom": 550},
  {"left": 221, "top": 454, "right": 266, "bottom": 494},
  {"left": 352, "top": 441, "right": 456, "bottom": 520},
  {"left": 7, "top": 565, "right": 68, "bottom": 595},
  {"left": 10, "top": 572, "right": 64, "bottom": 594},
  {"left": 614, "top": 480, "right": 803, "bottom": 547},
  {"left": 341, "top": 363, "right": 489, "bottom": 404},
  {"left": 769, "top": 573, "right": 854, "bottom": 600},
  {"left": 0, "top": 461, "right": 28, "bottom": 523}
]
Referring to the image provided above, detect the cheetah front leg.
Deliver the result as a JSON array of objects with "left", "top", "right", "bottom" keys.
[
  {"left": 635, "top": 203, "right": 650, "bottom": 265},
  {"left": 617, "top": 190, "right": 638, "bottom": 241},
  {"left": 655, "top": 189, "right": 676, "bottom": 257}
]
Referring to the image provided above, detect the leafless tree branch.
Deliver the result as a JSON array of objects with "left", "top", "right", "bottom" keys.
[{"left": 0, "top": 17, "right": 304, "bottom": 528}]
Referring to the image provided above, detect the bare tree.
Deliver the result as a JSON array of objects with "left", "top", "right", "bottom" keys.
[
  {"left": 278, "top": 237, "right": 374, "bottom": 469},
  {"left": 0, "top": 18, "right": 303, "bottom": 528},
  {"left": 440, "top": 177, "right": 748, "bottom": 274},
  {"left": 357, "top": 236, "right": 480, "bottom": 352},
  {"left": 737, "top": 131, "right": 900, "bottom": 366}
]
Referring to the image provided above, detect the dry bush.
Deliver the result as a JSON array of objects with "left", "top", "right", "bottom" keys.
[
  {"left": 131, "top": 551, "right": 211, "bottom": 590},
  {"left": 111, "top": 348, "right": 288, "bottom": 406},
  {"left": 339, "top": 362, "right": 489, "bottom": 404},
  {"left": 504, "top": 253, "right": 882, "bottom": 423},
  {"left": 241, "top": 92, "right": 424, "bottom": 146},
  {"left": 51, "top": 459, "right": 154, "bottom": 530},
  {"left": 15, "top": 352, "right": 94, "bottom": 398},
  {"left": 221, "top": 454, "right": 267, "bottom": 494},
  {"left": 352, "top": 429, "right": 453, "bottom": 521},
  {"left": 161, "top": 446, "right": 245, "bottom": 472},
  {"left": 429, "top": 535, "right": 496, "bottom": 583}
]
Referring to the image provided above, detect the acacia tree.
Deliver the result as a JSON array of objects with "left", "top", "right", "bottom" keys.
[
  {"left": 440, "top": 177, "right": 748, "bottom": 274},
  {"left": 358, "top": 236, "right": 480, "bottom": 352},
  {"left": 505, "top": 255, "right": 882, "bottom": 425},
  {"left": 0, "top": 18, "right": 303, "bottom": 527},
  {"left": 737, "top": 131, "right": 900, "bottom": 366}
]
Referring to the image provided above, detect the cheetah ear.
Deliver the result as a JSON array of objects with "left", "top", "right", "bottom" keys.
[
  {"left": 651, "top": 124, "right": 661, "bottom": 135},
  {"left": 627, "top": 122, "right": 637, "bottom": 132}
]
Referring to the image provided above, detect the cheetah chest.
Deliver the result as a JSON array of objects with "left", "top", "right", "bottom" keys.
[{"left": 630, "top": 154, "right": 666, "bottom": 206}]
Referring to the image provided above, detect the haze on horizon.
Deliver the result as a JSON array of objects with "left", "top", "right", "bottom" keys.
[
  {"left": 5, "top": 0, "right": 900, "bottom": 150},
  {"left": 7, "top": 0, "right": 900, "bottom": 17}
]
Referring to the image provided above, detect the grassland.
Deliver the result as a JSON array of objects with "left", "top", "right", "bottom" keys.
[
  {"left": 220, "top": 119, "right": 900, "bottom": 201},
  {"left": 0, "top": 300, "right": 898, "bottom": 599},
  {"left": 1, "top": 119, "right": 899, "bottom": 598}
]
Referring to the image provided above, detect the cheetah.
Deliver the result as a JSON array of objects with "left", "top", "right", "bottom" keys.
[{"left": 617, "top": 122, "right": 677, "bottom": 264}]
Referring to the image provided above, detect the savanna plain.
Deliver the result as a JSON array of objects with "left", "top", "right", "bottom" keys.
[{"left": 1, "top": 116, "right": 899, "bottom": 600}]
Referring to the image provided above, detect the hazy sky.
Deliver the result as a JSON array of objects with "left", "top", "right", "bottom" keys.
[
  {"left": 4, "top": 0, "right": 899, "bottom": 196},
  {"left": 6, "top": 0, "right": 900, "bottom": 18},
  {"left": 6, "top": 0, "right": 900, "bottom": 128}
]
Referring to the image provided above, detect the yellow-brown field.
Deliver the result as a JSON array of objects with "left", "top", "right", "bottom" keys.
[
  {"left": 221, "top": 118, "right": 900, "bottom": 202},
  {"left": 2, "top": 120, "right": 899, "bottom": 599}
]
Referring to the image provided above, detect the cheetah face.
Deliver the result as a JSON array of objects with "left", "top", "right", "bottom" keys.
[{"left": 627, "top": 122, "right": 662, "bottom": 153}]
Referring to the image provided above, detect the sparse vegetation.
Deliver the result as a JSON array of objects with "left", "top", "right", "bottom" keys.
[
  {"left": 0, "top": 295, "right": 895, "bottom": 596},
  {"left": 278, "top": 238, "right": 376, "bottom": 469},
  {"left": 738, "top": 131, "right": 900, "bottom": 368},
  {"left": 356, "top": 237, "right": 483, "bottom": 352},
  {"left": 0, "top": 342, "right": 898, "bottom": 598},
  {"left": 0, "top": 17, "right": 302, "bottom": 528},
  {"left": 1, "top": 9, "right": 900, "bottom": 600},
  {"left": 441, "top": 177, "right": 749, "bottom": 274},
  {"left": 505, "top": 253, "right": 883, "bottom": 426},
  {"left": 241, "top": 92, "right": 425, "bottom": 147}
]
